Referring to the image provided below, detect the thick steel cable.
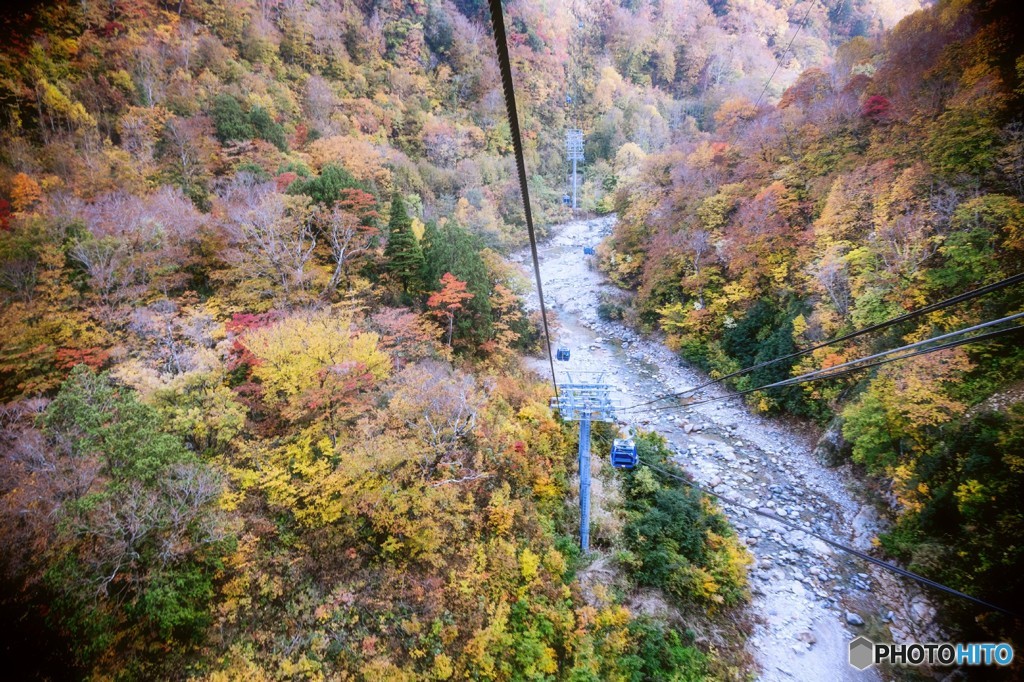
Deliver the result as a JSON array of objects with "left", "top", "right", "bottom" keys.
[
  {"left": 628, "top": 323, "right": 1024, "bottom": 415},
  {"left": 638, "top": 458, "right": 1020, "bottom": 618},
  {"left": 734, "top": 311, "right": 1024, "bottom": 391},
  {"left": 621, "top": 273, "right": 1024, "bottom": 413},
  {"left": 487, "top": 0, "right": 559, "bottom": 400}
]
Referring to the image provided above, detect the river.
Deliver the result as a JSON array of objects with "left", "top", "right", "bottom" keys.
[{"left": 514, "top": 216, "right": 941, "bottom": 682}]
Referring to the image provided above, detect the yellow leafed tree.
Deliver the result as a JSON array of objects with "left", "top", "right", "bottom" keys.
[{"left": 242, "top": 310, "right": 391, "bottom": 406}]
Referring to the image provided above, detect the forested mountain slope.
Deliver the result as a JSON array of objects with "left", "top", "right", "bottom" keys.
[
  {"left": 0, "top": 0, "right": 919, "bottom": 242},
  {"left": 3, "top": 0, "right": 997, "bottom": 678},
  {"left": 603, "top": 0, "right": 1024, "bottom": 644},
  {"left": 0, "top": 0, "right": 771, "bottom": 678}
]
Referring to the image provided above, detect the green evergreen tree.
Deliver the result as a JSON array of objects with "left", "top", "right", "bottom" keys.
[
  {"left": 289, "top": 164, "right": 363, "bottom": 205},
  {"left": 211, "top": 94, "right": 254, "bottom": 143},
  {"left": 419, "top": 219, "right": 443, "bottom": 286},
  {"left": 249, "top": 106, "right": 288, "bottom": 151},
  {"left": 420, "top": 219, "right": 493, "bottom": 346},
  {"left": 383, "top": 194, "right": 424, "bottom": 293}
]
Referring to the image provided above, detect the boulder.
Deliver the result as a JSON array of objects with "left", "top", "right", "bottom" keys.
[{"left": 813, "top": 416, "right": 852, "bottom": 467}]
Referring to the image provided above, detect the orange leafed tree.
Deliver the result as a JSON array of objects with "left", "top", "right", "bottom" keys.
[
  {"left": 9, "top": 173, "right": 41, "bottom": 213},
  {"left": 427, "top": 272, "right": 474, "bottom": 347}
]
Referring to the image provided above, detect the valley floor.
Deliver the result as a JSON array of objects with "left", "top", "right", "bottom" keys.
[{"left": 517, "top": 216, "right": 945, "bottom": 682}]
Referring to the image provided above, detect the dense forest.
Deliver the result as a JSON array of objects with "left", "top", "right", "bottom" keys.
[
  {"left": 602, "top": 0, "right": 1024, "bottom": 648},
  {"left": 2, "top": 0, "right": 1021, "bottom": 678},
  {"left": 0, "top": 0, "right": 777, "bottom": 678}
]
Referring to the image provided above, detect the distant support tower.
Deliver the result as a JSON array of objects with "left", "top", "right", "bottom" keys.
[{"left": 566, "top": 128, "right": 584, "bottom": 210}]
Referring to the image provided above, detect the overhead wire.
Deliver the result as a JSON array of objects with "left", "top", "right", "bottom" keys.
[
  {"left": 620, "top": 272, "right": 1024, "bottom": 413},
  {"left": 748, "top": 311, "right": 1024, "bottom": 389},
  {"left": 487, "top": 0, "right": 559, "bottom": 400},
  {"left": 638, "top": 457, "right": 1020, "bottom": 618},
  {"left": 487, "top": 0, "right": 1021, "bottom": 624},
  {"left": 661, "top": 323, "right": 1024, "bottom": 413},
  {"left": 753, "top": 0, "right": 819, "bottom": 109},
  {"left": 622, "top": 318, "right": 1024, "bottom": 416}
]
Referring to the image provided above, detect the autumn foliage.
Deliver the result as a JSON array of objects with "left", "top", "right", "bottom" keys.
[
  {"left": 603, "top": 0, "right": 1024, "bottom": 646},
  {"left": 0, "top": 0, "right": 769, "bottom": 676}
]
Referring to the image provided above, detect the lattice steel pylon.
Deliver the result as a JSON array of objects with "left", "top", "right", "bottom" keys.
[
  {"left": 549, "top": 371, "right": 615, "bottom": 552},
  {"left": 566, "top": 129, "right": 584, "bottom": 210}
]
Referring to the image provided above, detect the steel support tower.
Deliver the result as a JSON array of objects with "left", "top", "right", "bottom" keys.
[
  {"left": 550, "top": 371, "right": 615, "bottom": 552},
  {"left": 566, "top": 129, "right": 584, "bottom": 210}
]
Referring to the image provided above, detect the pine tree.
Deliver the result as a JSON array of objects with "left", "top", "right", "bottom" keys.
[
  {"left": 383, "top": 194, "right": 424, "bottom": 293},
  {"left": 419, "top": 219, "right": 442, "bottom": 287}
]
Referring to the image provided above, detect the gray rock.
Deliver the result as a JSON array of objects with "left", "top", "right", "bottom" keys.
[
  {"left": 813, "top": 416, "right": 852, "bottom": 467},
  {"left": 846, "top": 611, "right": 865, "bottom": 626},
  {"left": 911, "top": 599, "right": 935, "bottom": 623},
  {"left": 796, "top": 631, "right": 817, "bottom": 645}
]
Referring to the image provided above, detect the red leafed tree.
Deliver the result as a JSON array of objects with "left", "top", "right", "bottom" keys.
[
  {"left": 427, "top": 272, "right": 474, "bottom": 347},
  {"left": 225, "top": 311, "right": 280, "bottom": 372},
  {"left": 0, "top": 199, "right": 11, "bottom": 231},
  {"left": 371, "top": 307, "right": 441, "bottom": 367},
  {"left": 54, "top": 347, "right": 110, "bottom": 371},
  {"left": 275, "top": 171, "right": 298, "bottom": 192},
  {"left": 861, "top": 95, "right": 892, "bottom": 123}
]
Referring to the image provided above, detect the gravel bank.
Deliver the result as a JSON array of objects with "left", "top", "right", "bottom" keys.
[{"left": 515, "top": 216, "right": 943, "bottom": 682}]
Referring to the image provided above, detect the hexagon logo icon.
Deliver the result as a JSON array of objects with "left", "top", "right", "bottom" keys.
[{"left": 849, "top": 636, "right": 875, "bottom": 670}]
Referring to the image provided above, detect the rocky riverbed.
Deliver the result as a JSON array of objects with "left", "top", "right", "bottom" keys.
[{"left": 515, "top": 216, "right": 944, "bottom": 682}]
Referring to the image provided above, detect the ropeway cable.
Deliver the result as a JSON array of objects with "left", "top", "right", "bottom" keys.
[
  {"left": 624, "top": 321, "right": 1024, "bottom": 416},
  {"left": 754, "top": 0, "right": 819, "bottom": 109},
  {"left": 638, "top": 457, "right": 1021, "bottom": 618},
  {"left": 620, "top": 274, "right": 1024, "bottom": 412},
  {"left": 487, "top": 0, "right": 559, "bottom": 399}
]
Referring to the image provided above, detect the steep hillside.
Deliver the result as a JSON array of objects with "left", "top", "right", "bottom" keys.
[
  {"left": 0, "top": 0, "right": 763, "bottom": 679},
  {"left": 0, "top": 0, "right": 920, "bottom": 238},
  {"left": 604, "top": 0, "right": 1024, "bottom": 647}
]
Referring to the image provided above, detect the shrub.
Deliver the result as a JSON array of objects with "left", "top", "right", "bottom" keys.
[
  {"left": 211, "top": 93, "right": 253, "bottom": 143},
  {"left": 618, "top": 434, "right": 750, "bottom": 609},
  {"left": 249, "top": 106, "right": 287, "bottom": 151}
]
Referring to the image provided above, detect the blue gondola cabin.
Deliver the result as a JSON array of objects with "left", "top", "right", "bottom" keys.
[
  {"left": 611, "top": 439, "right": 638, "bottom": 469},
  {"left": 583, "top": 246, "right": 595, "bottom": 255},
  {"left": 556, "top": 347, "right": 570, "bottom": 361}
]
